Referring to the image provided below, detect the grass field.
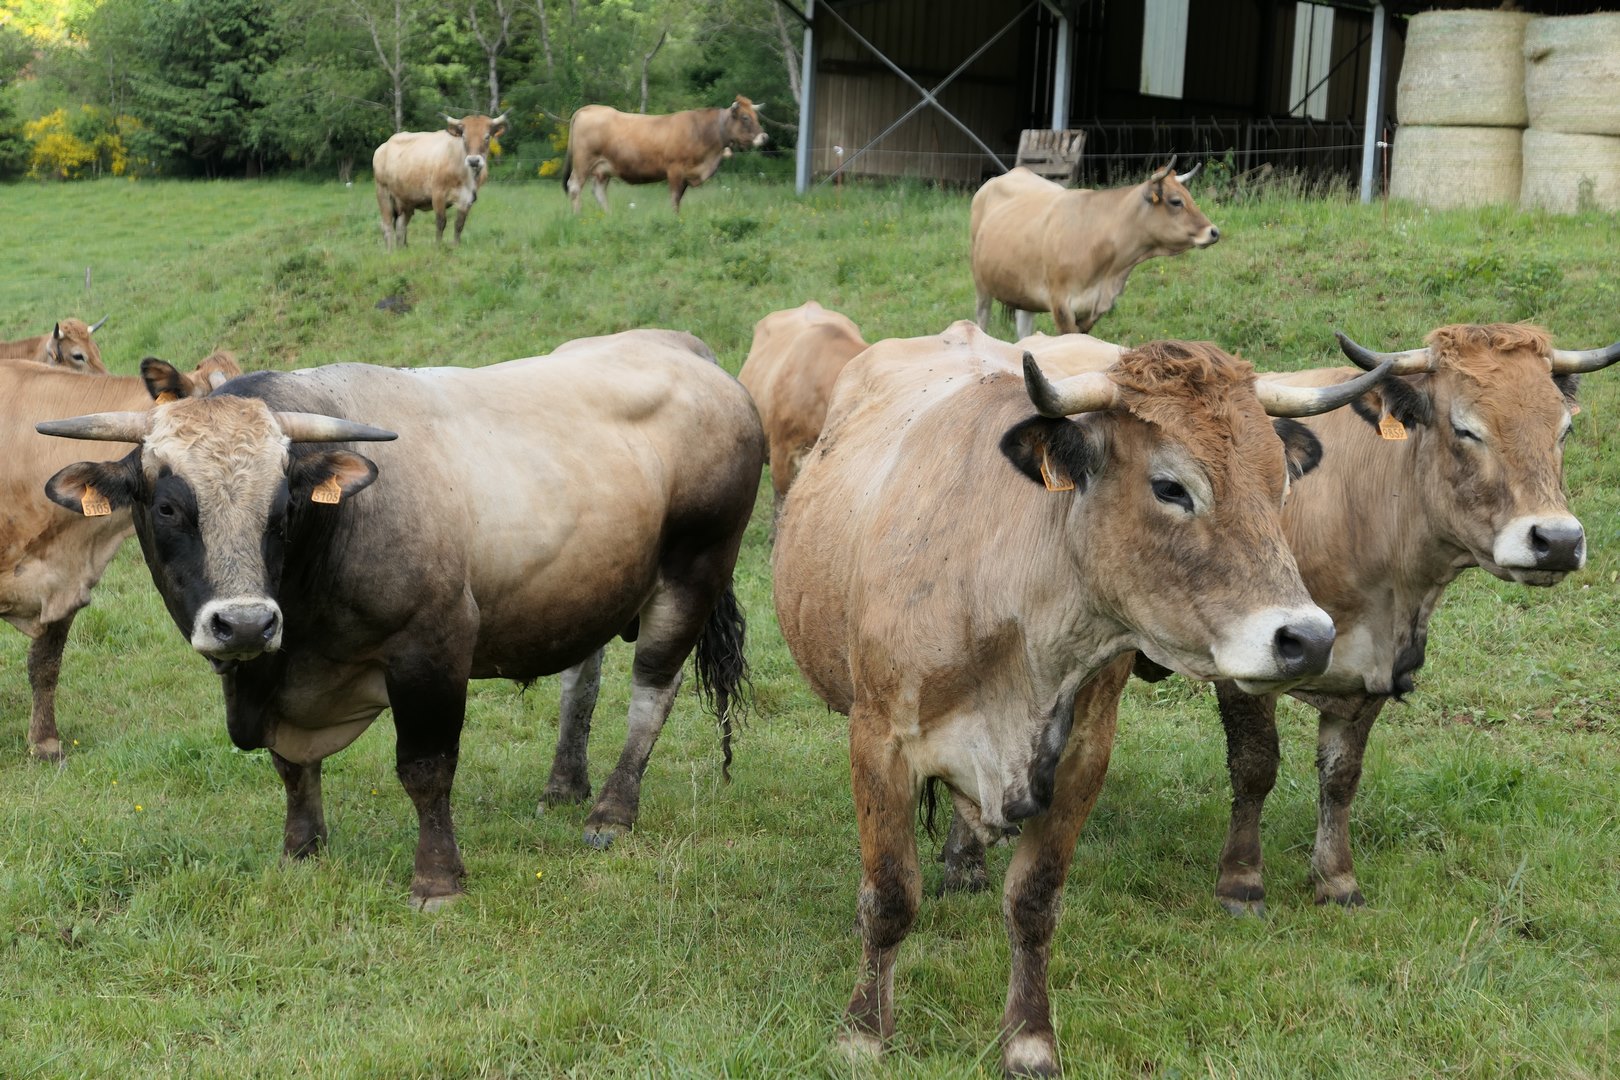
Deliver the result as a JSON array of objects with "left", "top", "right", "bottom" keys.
[{"left": 3, "top": 170, "right": 1620, "bottom": 1078}]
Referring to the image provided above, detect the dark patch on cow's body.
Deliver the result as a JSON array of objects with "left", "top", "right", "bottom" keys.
[
  {"left": 1016, "top": 687, "right": 1079, "bottom": 821},
  {"left": 1131, "top": 652, "right": 1175, "bottom": 683},
  {"left": 1390, "top": 623, "right": 1428, "bottom": 700}
]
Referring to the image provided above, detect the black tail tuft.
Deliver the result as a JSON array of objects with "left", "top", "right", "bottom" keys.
[
  {"left": 559, "top": 146, "right": 571, "bottom": 192},
  {"left": 918, "top": 777, "right": 943, "bottom": 838},
  {"left": 694, "top": 582, "right": 751, "bottom": 782}
]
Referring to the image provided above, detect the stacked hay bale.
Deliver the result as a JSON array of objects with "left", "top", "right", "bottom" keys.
[
  {"left": 1389, "top": 10, "right": 1533, "bottom": 209},
  {"left": 1521, "top": 14, "right": 1620, "bottom": 213}
]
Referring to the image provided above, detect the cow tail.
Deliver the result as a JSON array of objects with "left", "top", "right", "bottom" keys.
[
  {"left": 693, "top": 581, "right": 751, "bottom": 783},
  {"left": 559, "top": 145, "right": 571, "bottom": 192}
]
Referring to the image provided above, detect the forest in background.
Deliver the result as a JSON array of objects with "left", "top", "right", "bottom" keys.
[{"left": 0, "top": 0, "right": 802, "bottom": 181}]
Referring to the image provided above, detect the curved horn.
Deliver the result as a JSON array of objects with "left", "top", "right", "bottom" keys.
[
  {"left": 207, "top": 371, "right": 231, "bottom": 390},
  {"left": 1023, "top": 353, "right": 1122, "bottom": 417},
  {"left": 1253, "top": 357, "right": 1396, "bottom": 418},
  {"left": 89, "top": 314, "right": 109, "bottom": 334},
  {"left": 1175, "top": 162, "right": 1201, "bottom": 184},
  {"left": 1334, "top": 331, "right": 1436, "bottom": 376},
  {"left": 36, "top": 411, "right": 150, "bottom": 443},
  {"left": 272, "top": 412, "right": 398, "bottom": 443},
  {"left": 441, "top": 113, "right": 463, "bottom": 126},
  {"left": 490, "top": 111, "right": 509, "bottom": 125},
  {"left": 1550, "top": 341, "right": 1620, "bottom": 374}
]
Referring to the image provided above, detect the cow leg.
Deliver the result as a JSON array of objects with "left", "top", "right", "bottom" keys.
[
  {"left": 540, "top": 647, "right": 603, "bottom": 808},
  {"left": 388, "top": 655, "right": 469, "bottom": 910},
  {"left": 376, "top": 190, "right": 396, "bottom": 252},
  {"left": 1213, "top": 681, "right": 1281, "bottom": 917},
  {"left": 26, "top": 614, "right": 74, "bottom": 761},
  {"left": 1014, "top": 309, "right": 1036, "bottom": 340},
  {"left": 592, "top": 175, "right": 610, "bottom": 213},
  {"left": 669, "top": 176, "right": 688, "bottom": 212},
  {"left": 939, "top": 790, "right": 989, "bottom": 895},
  {"left": 975, "top": 288, "right": 993, "bottom": 331},
  {"left": 1051, "top": 307, "right": 1080, "bottom": 336},
  {"left": 432, "top": 194, "right": 449, "bottom": 245},
  {"left": 1312, "top": 695, "right": 1384, "bottom": 907},
  {"left": 999, "top": 654, "right": 1126, "bottom": 1078},
  {"left": 397, "top": 207, "right": 414, "bottom": 248},
  {"left": 452, "top": 202, "right": 471, "bottom": 245},
  {"left": 271, "top": 752, "right": 327, "bottom": 859},
  {"left": 840, "top": 705, "right": 920, "bottom": 1059}
]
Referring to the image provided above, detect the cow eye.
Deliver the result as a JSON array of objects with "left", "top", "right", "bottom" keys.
[
  {"left": 1451, "top": 424, "right": 1480, "bottom": 443},
  {"left": 1168, "top": 196, "right": 1183, "bottom": 208},
  {"left": 155, "top": 501, "right": 178, "bottom": 521},
  {"left": 1152, "top": 478, "right": 1194, "bottom": 511}
]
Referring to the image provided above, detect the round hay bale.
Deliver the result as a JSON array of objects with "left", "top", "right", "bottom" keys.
[
  {"left": 1524, "top": 15, "right": 1620, "bottom": 136},
  {"left": 1397, "top": 10, "right": 1533, "bottom": 128},
  {"left": 1521, "top": 129, "right": 1620, "bottom": 213},
  {"left": 1389, "top": 126, "right": 1521, "bottom": 210}
]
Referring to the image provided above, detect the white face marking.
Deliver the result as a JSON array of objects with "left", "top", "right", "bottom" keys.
[
  {"left": 1210, "top": 604, "right": 1335, "bottom": 690},
  {"left": 1491, "top": 513, "right": 1585, "bottom": 573}
]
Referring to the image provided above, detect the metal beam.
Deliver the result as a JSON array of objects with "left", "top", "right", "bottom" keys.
[
  {"left": 773, "top": 0, "right": 808, "bottom": 28},
  {"left": 796, "top": 0, "right": 816, "bottom": 194},
  {"left": 1359, "top": 2, "right": 1387, "bottom": 204},
  {"left": 1051, "top": 8, "right": 1072, "bottom": 129}
]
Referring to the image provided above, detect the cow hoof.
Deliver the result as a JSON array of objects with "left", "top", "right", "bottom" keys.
[
  {"left": 836, "top": 1029, "right": 884, "bottom": 1062},
  {"left": 538, "top": 783, "right": 591, "bottom": 810},
  {"left": 411, "top": 888, "right": 464, "bottom": 913},
  {"left": 30, "top": 738, "right": 65, "bottom": 764},
  {"left": 282, "top": 836, "right": 325, "bottom": 861},
  {"left": 582, "top": 822, "right": 628, "bottom": 850},
  {"left": 1218, "top": 895, "right": 1266, "bottom": 918},
  {"left": 1316, "top": 888, "right": 1366, "bottom": 909},
  {"left": 1003, "top": 1033, "right": 1059, "bottom": 1077}
]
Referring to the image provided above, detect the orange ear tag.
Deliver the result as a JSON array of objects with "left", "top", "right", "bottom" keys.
[
  {"left": 81, "top": 485, "right": 112, "bottom": 517},
  {"left": 1039, "top": 447, "right": 1074, "bottom": 492},
  {"left": 311, "top": 476, "right": 343, "bottom": 505},
  {"left": 154, "top": 391, "right": 180, "bottom": 404},
  {"left": 1378, "top": 412, "right": 1407, "bottom": 441}
]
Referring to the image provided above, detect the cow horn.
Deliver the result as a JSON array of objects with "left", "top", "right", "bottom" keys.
[
  {"left": 1175, "top": 162, "right": 1201, "bottom": 184},
  {"left": 207, "top": 371, "right": 231, "bottom": 390},
  {"left": 1549, "top": 341, "right": 1620, "bottom": 374},
  {"left": 89, "top": 314, "right": 109, "bottom": 334},
  {"left": 1335, "top": 332, "right": 1437, "bottom": 376},
  {"left": 442, "top": 113, "right": 462, "bottom": 126},
  {"left": 1023, "top": 353, "right": 1122, "bottom": 417},
  {"left": 490, "top": 111, "right": 508, "bottom": 125},
  {"left": 272, "top": 412, "right": 398, "bottom": 443},
  {"left": 36, "top": 411, "right": 151, "bottom": 443},
  {"left": 1253, "top": 357, "right": 1396, "bottom": 418}
]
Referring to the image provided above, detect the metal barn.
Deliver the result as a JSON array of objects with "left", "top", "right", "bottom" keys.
[{"left": 776, "top": 0, "right": 1614, "bottom": 199}]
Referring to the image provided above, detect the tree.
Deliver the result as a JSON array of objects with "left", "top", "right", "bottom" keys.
[{"left": 466, "top": 0, "right": 517, "bottom": 115}]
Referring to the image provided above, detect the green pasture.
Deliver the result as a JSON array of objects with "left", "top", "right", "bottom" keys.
[{"left": 3, "top": 172, "right": 1619, "bottom": 1078}]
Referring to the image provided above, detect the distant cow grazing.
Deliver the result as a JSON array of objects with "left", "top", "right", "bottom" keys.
[
  {"left": 373, "top": 112, "right": 507, "bottom": 250},
  {"left": 972, "top": 160, "right": 1218, "bottom": 337},
  {"left": 562, "top": 96, "right": 768, "bottom": 213},
  {"left": 772, "top": 322, "right": 1391, "bottom": 1075},
  {"left": 39, "top": 330, "right": 763, "bottom": 909},
  {"left": 0, "top": 316, "right": 109, "bottom": 373},
  {"left": 2, "top": 351, "right": 239, "bottom": 759},
  {"left": 738, "top": 302, "right": 870, "bottom": 507}
]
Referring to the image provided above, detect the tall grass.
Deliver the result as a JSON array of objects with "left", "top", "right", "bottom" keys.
[{"left": 2, "top": 173, "right": 1619, "bottom": 1077}]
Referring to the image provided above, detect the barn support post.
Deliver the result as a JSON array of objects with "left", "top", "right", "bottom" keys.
[
  {"left": 795, "top": 0, "right": 816, "bottom": 195},
  {"left": 1359, "top": 2, "right": 1387, "bottom": 204},
  {"left": 1050, "top": 3, "right": 1072, "bottom": 129}
]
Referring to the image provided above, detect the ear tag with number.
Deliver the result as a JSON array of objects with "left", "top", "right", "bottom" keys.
[
  {"left": 1039, "top": 447, "right": 1074, "bottom": 492},
  {"left": 81, "top": 485, "right": 112, "bottom": 517},
  {"left": 154, "top": 390, "right": 180, "bottom": 404},
  {"left": 311, "top": 476, "right": 343, "bottom": 505},
  {"left": 1378, "top": 408, "right": 1407, "bottom": 441}
]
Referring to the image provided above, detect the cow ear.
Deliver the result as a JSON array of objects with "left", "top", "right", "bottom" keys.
[
  {"left": 1272, "top": 418, "right": 1323, "bottom": 481},
  {"left": 141, "top": 357, "right": 186, "bottom": 403},
  {"left": 45, "top": 454, "right": 140, "bottom": 517},
  {"left": 1349, "top": 376, "right": 1434, "bottom": 432},
  {"left": 445, "top": 119, "right": 465, "bottom": 136},
  {"left": 1554, "top": 373, "right": 1581, "bottom": 409},
  {"left": 289, "top": 450, "right": 379, "bottom": 506},
  {"left": 1000, "top": 416, "right": 1096, "bottom": 492}
]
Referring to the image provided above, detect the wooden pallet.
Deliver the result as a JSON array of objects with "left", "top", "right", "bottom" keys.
[{"left": 1014, "top": 129, "right": 1086, "bottom": 186}]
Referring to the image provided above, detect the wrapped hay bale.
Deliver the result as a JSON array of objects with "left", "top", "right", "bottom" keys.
[
  {"left": 1521, "top": 129, "right": 1620, "bottom": 213},
  {"left": 1397, "top": 10, "right": 1534, "bottom": 128},
  {"left": 1389, "top": 126, "right": 1521, "bottom": 209},
  {"left": 1524, "top": 15, "right": 1620, "bottom": 136}
]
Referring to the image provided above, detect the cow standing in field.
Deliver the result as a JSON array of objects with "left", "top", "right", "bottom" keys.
[
  {"left": 2, "top": 352, "right": 240, "bottom": 759},
  {"left": 373, "top": 113, "right": 507, "bottom": 250},
  {"left": 772, "top": 321, "right": 1391, "bottom": 1076},
  {"left": 561, "top": 96, "right": 768, "bottom": 213},
  {"left": 0, "top": 317, "right": 109, "bottom": 372},
  {"left": 39, "top": 330, "right": 763, "bottom": 909},
  {"left": 738, "top": 302, "right": 870, "bottom": 507},
  {"left": 972, "top": 161, "right": 1218, "bottom": 338}
]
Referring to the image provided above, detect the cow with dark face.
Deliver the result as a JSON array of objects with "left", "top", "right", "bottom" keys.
[
  {"left": 0, "top": 317, "right": 109, "bottom": 372},
  {"left": 772, "top": 322, "right": 1390, "bottom": 1076},
  {"left": 39, "top": 331, "right": 763, "bottom": 908},
  {"left": 373, "top": 112, "right": 508, "bottom": 249}
]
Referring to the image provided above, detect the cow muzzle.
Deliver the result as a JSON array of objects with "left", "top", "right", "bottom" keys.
[
  {"left": 465, "top": 155, "right": 486, "bottom": 173},
  {"left": 751, "top": 133, "right": 768, "bottom": 148},
  {"left": 1211, "top": 606, "right": 1335, "bottom": 692},
  {"left": 192, "top": 597, "right": 283, "bottom": 670},
  {"left": 1489, "top": 514, "right": 1585, "bottom": 585},
  {"left": 1195, "top": 225, "right": 1221, "bottom": 248}
]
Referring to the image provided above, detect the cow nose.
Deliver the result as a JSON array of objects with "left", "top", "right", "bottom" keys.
[
  {"left": 1207, "top": 226, "right": 1220, "bottom": 242},
  {"left": 1273, "top": 619, "right": 1334, "bottom": 679},
  {"left": 1529, "top": 521, "right": 1584, "bottom": 570},
  {"left": 466, "top": 156, "right": 484, "bottom": 171},
  {"left": 210, "top": 608, "right": 279, "bottom": 650}
]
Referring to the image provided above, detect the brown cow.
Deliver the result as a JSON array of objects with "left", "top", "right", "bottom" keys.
[
  {"left": 2, "top": 351, "right": 240, "bottom": 759},
  {"left": 738, "top": 302, "right": 870, "bottom": 507},
  {"left": 972, "top": 161, "right": 1218, "bottom": 337},
  {"left": 373, "top": 113, "right": 507, "bottom": 250},
  {"left": 773, "top": 321, "right": 1391, "bottom": 1076},
  {"left": 0, "top": 317, "right": 109, "bottom": 373},
  {"left": 562, "top": 96, "right": 768, "bottom": 213}
]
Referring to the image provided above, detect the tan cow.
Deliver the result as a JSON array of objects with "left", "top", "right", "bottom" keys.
[
  {"left": 562, "top": 96, "right": 768, "bottom": 213},
  {"left": 772, "top": 321, "right": 1391, "bottom": 1075},
  {"left": 0, "top": 316, "right": 109, "bottom": 373},
  {"left": 972, "top": 161, "right": 1218, "bottom": 337},
  {"left": 738, "top": 302, "right": 870, "bottom": 506},
  {"left": 373, "top": 113, "right": 507, "bottom": 250},
  {"left": 2, "top": 351, "right": 240, "bottom": 758}
]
